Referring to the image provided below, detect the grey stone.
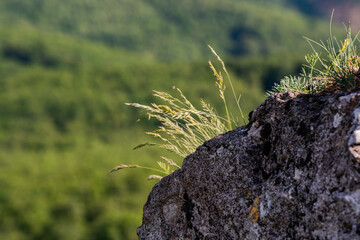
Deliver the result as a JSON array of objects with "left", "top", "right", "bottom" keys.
[{"left": 137, "top": 91, "right": 360, "bottom": 240}]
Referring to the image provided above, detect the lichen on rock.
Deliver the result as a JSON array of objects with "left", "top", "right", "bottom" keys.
[{"left": 138, "top": 91, "right": 360, "bottom": 240}]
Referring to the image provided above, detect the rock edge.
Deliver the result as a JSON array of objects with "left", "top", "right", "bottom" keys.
[{"left": 138, "top": 91, "right": 360, "bottom": 240}]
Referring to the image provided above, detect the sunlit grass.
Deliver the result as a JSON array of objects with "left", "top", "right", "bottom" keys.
[
  {"left": 269, "top": 14, "right": 360, "bottom": 94},
  {"left": 112, "top": 47, "right": 246, "bottom": 179}
]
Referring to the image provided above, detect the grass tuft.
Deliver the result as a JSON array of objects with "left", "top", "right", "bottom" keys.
[
  {"left": 112, "top": 47, "right": 245, "bottom": 179},
  {"left": 269, "top": 13, "right": 360, "bottom": 95}
]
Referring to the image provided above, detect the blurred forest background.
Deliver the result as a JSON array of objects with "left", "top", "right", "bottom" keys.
[{"left": 0, "top": 0, "right": 358, "bottom": 239}]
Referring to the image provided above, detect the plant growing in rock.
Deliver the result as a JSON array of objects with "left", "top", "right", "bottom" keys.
[
  {"left": 110, "top": 46, "right": 245, "bottom": 179},
  {"left": 269, "top": 18, "right": 360, "bottom": 94}
]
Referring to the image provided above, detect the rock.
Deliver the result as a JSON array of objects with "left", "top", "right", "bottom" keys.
[{"left": 137, "top": 91, "right": 360, "bottom": 239}]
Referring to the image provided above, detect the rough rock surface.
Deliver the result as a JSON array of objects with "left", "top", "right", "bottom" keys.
[{"left": 137, "top": 91, "right": 360, "bottom": 240}]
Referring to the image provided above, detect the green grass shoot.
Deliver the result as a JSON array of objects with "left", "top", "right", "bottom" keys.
[{"left": 269, "top": 12, "right": 360, "bottom": 95}]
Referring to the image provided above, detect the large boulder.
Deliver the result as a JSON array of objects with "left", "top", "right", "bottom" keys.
[{"left": 137, "top": 91, "right": 360, "bottom": 239}]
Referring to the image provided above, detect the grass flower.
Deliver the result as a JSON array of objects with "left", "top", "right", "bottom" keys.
[{"left": 112, "top": 47, "right": 245, "bottom": 179}]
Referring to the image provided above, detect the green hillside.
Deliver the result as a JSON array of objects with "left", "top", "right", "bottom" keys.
[
  {"left": 0, "top": 0, "right": 350, "bottom": 239},
  {"left": 0, "top": 24, "right": 266, "bottom": 146},
  {"left": 0, "top": 0, "right": 336, "bottom": 60},
  {"left": 0, "top": 21, "right": 266, "bottom": 240}
]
